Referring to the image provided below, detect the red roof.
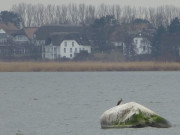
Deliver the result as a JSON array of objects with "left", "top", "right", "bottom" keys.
[{"left": 0, "top": 22, "right": 19, "bottom": 34}]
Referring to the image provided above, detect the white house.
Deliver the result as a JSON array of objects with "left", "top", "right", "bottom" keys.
[
  {"left": 132, "top": 36, "right": 151, "bottom": 55},
  {"left": 44, "top": 33, "right": 91, "bottom": 60}
]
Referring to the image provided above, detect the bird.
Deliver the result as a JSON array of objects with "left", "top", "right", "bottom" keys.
[{"left": 117, "top": 98, "right": 123, "bottom": 106}]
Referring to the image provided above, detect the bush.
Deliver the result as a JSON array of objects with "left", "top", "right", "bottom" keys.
[{"left": 73, "top": 51, "right": 91, "bottom": 61}]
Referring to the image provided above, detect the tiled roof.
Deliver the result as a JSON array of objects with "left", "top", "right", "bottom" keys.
[
  {"left": 0, "top": 22, "right": 18, "bottom": 34},
  {"left": 35, "top": 24, "right": 83, "bottom": 40}
]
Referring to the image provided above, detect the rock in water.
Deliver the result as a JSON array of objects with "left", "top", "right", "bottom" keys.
[{"left": 100, "top": 102, "right": 171, "bottom": 128}]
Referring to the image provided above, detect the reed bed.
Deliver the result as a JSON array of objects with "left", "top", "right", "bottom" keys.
[{"left": 0, "top": 61, "right": 180, "bottom": 72}]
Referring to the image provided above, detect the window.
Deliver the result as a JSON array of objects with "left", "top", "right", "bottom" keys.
[
  {"left": 70, "top": 48, "right": 72, "bottom": 53},
  {"left": 54, "top": 47, "right": 57, "bottom": 52},
  {"left": 70, "top": 54, "right": 72, "bottom": 57},
  {"left": 143, "top": 46, "right": 146, "bottom": 51},
  {"left": 72, "top": 42, "right": 74, "bottom": 47},
  {"left": 64, "top": 48, "right": 66, "bottom": 53},
  {"left": 75, "top": 48, "right": 77, "bottom": 53},
  {"left": 135, "top": 40, "right": 138, "bottom": 44},
  {"left": 64, "top": 41, "right": 67, "bottom": 47}
]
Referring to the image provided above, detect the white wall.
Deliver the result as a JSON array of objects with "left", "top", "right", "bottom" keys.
[
  {"left": 133, "top": 37, "right": 151, "bottom": 55},
  {"left": 60, "top": 40, "right": 91, "bottom": 59},
  {"left": 44, "top": 40, "right": 91, "bottom": 60}
]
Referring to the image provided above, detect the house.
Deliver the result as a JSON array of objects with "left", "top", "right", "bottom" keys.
[
  {"left": 0, "top": 23, "right": 41, "bottom": 58},
  {"left": 34, "top": 24, "right": 88, "bottom": 59},
  {"left": 44, "top": 33, "right": 91, "bottom": 60},
  {"left": 0, "top": 29, "right": 14, "bottom": 56},
  {"left": 132, "top": 34, "right": 151, "bottom": 55}
]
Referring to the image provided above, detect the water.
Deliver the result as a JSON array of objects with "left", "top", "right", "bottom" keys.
[{"left": 0, "top": 72, "right": 179, "bottom": 135}]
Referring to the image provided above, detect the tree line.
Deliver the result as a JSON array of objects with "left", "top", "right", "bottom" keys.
[
  {"left": 152, "top": 17, "right": 180, "bottom": 61},
  {"left": 11, "top": 3, "right": 180, "bottom": 27}
]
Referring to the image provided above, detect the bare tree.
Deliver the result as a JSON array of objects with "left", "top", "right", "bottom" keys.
[
  {"left": 68, "top": 3, "right": 78, "bottom": 24},
  {"left": 11, "top": 3, "right": 27, "bottom": 27},
  {"left": 11, "top": 3, "right": 180, "bottom": 27},
  {"left": 85, "top": 5, "right": 96, "bottom": 24}
]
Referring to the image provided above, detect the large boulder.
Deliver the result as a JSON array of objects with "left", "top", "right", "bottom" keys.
[{"left": 100, "top": 102, "right": 171, "bottom": 128}]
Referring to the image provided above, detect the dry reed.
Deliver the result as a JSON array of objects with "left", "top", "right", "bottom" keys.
[{"left": 0, "top": 61, "right": 180, "bottom": 72}]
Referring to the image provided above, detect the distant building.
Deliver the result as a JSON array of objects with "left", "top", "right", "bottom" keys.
[
  {"left": 0, "top": 24, "right": 39, "bottom": 57},
  {"left": 44, "top": 33, "right": 91, "bottom": 60},
  {"left": 0, "top": 29, "right": 14, "bottom": 56},
  {"left": 132, "top": 34, "right": 151, "bottom": 55},
  {"left": 34, "top": 24, "right": 91, "bottom": 59}
]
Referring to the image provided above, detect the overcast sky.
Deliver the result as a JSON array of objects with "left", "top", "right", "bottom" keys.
[{"left": 1, "top": 0, "right": 180, "bottom": 11}]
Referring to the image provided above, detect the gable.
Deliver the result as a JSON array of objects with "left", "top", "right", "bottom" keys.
[
  {"left": 24, "top": 27, "right": 38, "bottom": 40},
  {"left": 60, "top": 40, "right": 80, "bottom": 47}
]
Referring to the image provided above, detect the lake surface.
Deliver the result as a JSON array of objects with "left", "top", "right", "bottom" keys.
[{"left": 0, "top": 72, "right": 180, "bottom": 135}]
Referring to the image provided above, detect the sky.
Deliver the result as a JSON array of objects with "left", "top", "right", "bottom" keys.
[{"left": 1, "top": 0, "right": 180, "bottom": 11}]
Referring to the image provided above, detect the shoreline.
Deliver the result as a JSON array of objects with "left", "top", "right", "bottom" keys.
[{"left": 0, "top": 61, "right": 180, "bottom": 72}]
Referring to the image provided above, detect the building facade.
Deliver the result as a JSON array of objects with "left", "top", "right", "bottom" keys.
[
  {"left": 44, "top": 39, "right": 91, "bottom": 60},
  {"left": 132, "top": 36, "right": 151, "bottom": 55}
]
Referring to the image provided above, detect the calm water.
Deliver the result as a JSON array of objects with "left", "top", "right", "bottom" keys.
[{"left": 0, "top": 72, "right": 180, "bottom": 135}]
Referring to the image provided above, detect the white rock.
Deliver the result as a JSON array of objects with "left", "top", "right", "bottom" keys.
[{"left": 100, "top": 102, "right": 171, "bottom": 128}]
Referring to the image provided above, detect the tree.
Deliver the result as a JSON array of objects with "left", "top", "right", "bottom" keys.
[
  {"left": 73, "top": 51, "right": 91, "bottom": 61},
  {"left": 152, "top": 21, "right": 180, "bottom": 61},
  {"left": 168, "top": 17, "right": 180, "bottom": 33},
  {"left": 90, "top": 15, "right": 119, "bottom": 51},
  {"left": 93, "top": 15, "right": 119, "bottom": 27},
  {"left": 158, "top": 33, "right": 180, "bottom": 61},
  {"left": 151, "top": 25, "right": 166, "bottom": 58},
  {"left": 0, "top": 11, "right": 22, "bottom": 28}
]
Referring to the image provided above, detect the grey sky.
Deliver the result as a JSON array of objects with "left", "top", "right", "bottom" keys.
[{"left": 1, "top": 0, "right": 180, "bottom": 11}]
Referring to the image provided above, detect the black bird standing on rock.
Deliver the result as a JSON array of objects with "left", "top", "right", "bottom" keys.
[{"left": 117, "top": 98, "right": 123, "bottom": 106}]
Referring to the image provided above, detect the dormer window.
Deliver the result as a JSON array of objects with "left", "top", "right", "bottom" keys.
[{"left": 72, "top": 41, "right": 74, "bottom": 47}]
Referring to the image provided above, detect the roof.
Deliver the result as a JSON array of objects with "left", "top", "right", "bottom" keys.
[
  {"left": 48, "top": 32, "right": 90, "bottom": 46},
  {"left": 11, "top": 29, "right": 26, "bottom": 36},
  {"left": 0, "top": 22, "right": 18, "bottom": 34},
  {"left": 24, "top": 27, "right": 38, "bottom": 40},
  {"left": 35, "top": 24, "right": 84, "bottom": 40}
]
